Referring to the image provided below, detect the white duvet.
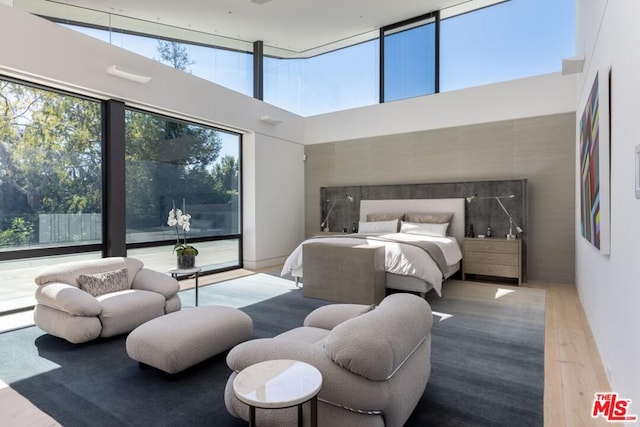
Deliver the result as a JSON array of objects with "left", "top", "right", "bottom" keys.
[{"left": 281, "top": 232, "right": 463, "bottom": 296}]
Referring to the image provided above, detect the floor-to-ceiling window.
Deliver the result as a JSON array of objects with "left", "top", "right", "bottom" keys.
[
  {"left": 0, "top": 77, "right": 104, "bottom": 312},
  {"left": 0, "top": 78, "right": 243, "bottom": 314},
  {"left": 124, "top": 109, "right": 241, "bottom": 273}
]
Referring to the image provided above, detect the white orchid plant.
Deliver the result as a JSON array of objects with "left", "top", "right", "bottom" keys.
[{"left": 168, "top": 199, "right": 198, "bottom": 256}]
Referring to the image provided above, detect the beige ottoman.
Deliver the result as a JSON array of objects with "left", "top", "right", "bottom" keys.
[{"left": 126, "top": 305, "right": 253, "bottom": 374}]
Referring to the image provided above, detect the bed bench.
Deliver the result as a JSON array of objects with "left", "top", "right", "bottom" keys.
[{"left": 302, "top": 242, "right": 386, "bottom": 304}]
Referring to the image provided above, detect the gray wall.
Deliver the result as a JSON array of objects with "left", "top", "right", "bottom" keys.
[{"left": 304, "top": 112, "right": 575, "bottom": 284}]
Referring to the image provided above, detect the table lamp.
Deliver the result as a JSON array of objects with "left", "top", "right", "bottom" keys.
[{"left": 466, "top": 194, "right": 523, "bottom": 240}]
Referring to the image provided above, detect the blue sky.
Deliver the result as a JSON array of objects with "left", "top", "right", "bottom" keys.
[
  {"left": 67, "top": 0, "right": 575, "bottom": 117},
  {"left": 440, "top": 0, "right": 575, "bottom": 91}
]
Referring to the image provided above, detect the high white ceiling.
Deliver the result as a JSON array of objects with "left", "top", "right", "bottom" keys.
[{"left": 25, "top": 0, "right": 499, "bottom": 55}]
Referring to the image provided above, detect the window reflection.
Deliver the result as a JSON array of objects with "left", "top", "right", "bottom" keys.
[{"left": 124, "top": 109, "right": 241, "bottom": 245}]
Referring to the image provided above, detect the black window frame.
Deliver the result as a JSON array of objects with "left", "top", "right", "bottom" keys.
[
  {"left": 379, "top": 11, "right": 440, "bottom": 104},
  {"left": 0, "top": 75, "right": 244, "bottom": 275},
  {"left": 122, "top": 105, "right": 244, "bottom": 272}
]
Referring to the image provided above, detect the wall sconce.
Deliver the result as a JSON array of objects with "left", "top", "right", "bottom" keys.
[
  {"left": 321, "top": 194, "right": 354, "bottom": 232},
  {"left": 106, "top": 65, "right": 152, "bottom": 84},
  {"left": 259, "top": 115, "right": 283, "bottom": 125},
  {"left": 466, "top": 194, "right": 523, "bottom": 240},
  {"left": 561, "top": 56, "right": 585, "bottom": 75}
]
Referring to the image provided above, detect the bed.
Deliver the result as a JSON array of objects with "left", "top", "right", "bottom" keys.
[{"left": 281, "top": 198, "right": 465, "bottom": 297}]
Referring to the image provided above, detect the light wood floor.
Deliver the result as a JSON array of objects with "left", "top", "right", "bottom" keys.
[
  {"left": 525, "top": 281, "right": 611, "bottom": 427},
  {"left": 0, "top": 275, "right": 611, "bottom": 426}
]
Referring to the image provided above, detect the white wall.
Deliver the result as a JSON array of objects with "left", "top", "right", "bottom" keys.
[
  {"left": 305, "top": 72, "right": 576, "bottom": 144},
  {"left": 243, "top": 133, "right": 305, "bottom": 269},
  {"left": 575, "top": 0, "right": 640, "bottom": 409},
  {"left": 0, "top": 5, "right": 307, "bottom": 269}
]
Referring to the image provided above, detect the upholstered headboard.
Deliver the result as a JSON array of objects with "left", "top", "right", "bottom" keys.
[{"left": 359, "top": 198, "right": 466, "bottom": 244}]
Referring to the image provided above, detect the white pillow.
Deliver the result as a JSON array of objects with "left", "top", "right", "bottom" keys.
[
  {"left": 358, "top": 219, "right": 398, "bottom": 233},
  {"left": 400, "top": 221, "right": 448, "bottom": 237}
]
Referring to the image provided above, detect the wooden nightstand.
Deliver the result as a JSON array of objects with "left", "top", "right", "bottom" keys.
[{"left": 463, "top": 238, "right": 522, "bottom": 285}]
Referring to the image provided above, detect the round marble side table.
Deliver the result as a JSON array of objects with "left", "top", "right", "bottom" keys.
[{"left": 232, "top": 359, "right": 323, "bottom": 427}]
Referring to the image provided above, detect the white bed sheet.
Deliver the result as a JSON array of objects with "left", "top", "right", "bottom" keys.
[{"left": 281, "top": 232, "right": 463, "bottom": 296}]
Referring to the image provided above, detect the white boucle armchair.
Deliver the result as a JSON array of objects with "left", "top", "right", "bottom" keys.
[
  {"left": 224, "top": 293, "right": 433, "bottom": 427},
  {"left": 34, "top": 257, "right": 181, "bottom": 344}
]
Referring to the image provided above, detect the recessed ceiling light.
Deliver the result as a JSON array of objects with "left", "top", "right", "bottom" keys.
[{"left": 251, "top": 0, "right": 273, "bottom": 4}]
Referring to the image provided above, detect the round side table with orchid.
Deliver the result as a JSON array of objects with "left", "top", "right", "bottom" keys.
[{"left": 168, "top": 199, "right": 199, "bottom": 269}]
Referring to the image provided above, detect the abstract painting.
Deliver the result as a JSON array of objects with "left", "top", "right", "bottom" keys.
[{"left": 579, "top": 67, "right": 610, "bottom": 254}]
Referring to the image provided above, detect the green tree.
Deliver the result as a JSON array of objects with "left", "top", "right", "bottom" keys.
[
  {"left": 0, "top": 80, "right": 102, "bottom": 246},
  {"left": 212, "top": 155, "right": 239, "bottom": 203},
  {"left": 0, "top": 217, "right": 33, "bottom": 247},
  {"left": 156, "top": 40, "right": 194, "bottom": 72},
  {"left": 124, "top": 110, "right": 223, "bottom": 228},
  {"left": 0, "top": 80, "right": 102, "bottom": 215}
]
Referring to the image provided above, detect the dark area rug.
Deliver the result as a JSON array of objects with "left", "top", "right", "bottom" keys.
[
  {"left": 0, "top": 275, "right": 544, "bottom": 426},
  {"left": 412, "top": 280, "right": 545, "bottom": 426}
]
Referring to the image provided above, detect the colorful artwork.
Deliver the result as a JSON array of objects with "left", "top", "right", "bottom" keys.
[{"left": 580, "top": 69, "right": 610, "bottom": 254}]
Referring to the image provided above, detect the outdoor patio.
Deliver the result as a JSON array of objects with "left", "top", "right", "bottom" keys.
[{"left": 0, "top": 239, "right": 240, "bottom": 313}]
